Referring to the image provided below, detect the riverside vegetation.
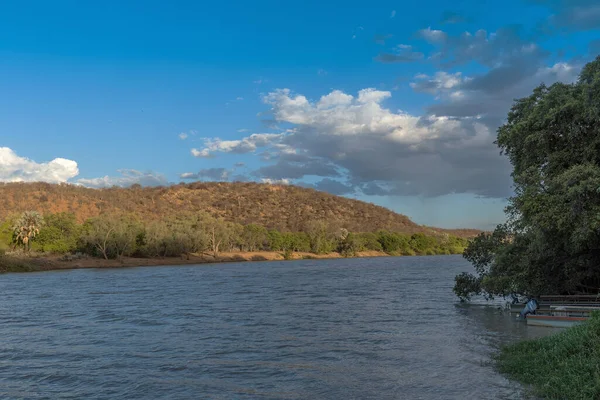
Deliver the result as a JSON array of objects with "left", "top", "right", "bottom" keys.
[
  {"left": 454, "top": 57, "right": 600, "bottom": 399},
  {"left": 0, "top": 209, "right": 470, "bottom": 273}
]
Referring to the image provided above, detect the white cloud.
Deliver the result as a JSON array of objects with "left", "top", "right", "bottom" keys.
[
  {"left": 191, "top": 148, "right": 212, "bottom": 158},
  {"left": 178, "top": 132, "right": 188, "bottom": 140},
  {"left": 236, "top": 97, "right": 244, "bottom": 101},
  {"left": 0, "top": 148, "right": 172, "bottom": 190},
  {"left": 317, "top": 90, "right": 354, "bottom": 108},
  {"left": 192, "top": 133, "right": 284, "bottom": 158},
  {"left": 410, "top": 72, "right": 467, "bottom": 96},
  {"left": 417, "top": 27, "right": 448, "bottom": 44},
  {"left": 0, "top": 147, "right": 79, "bottom": 183},
  {"left": 261, "top": 178, "right": 290, "bottom": 185},
  {"left": 199, "top": 88, "right": 511, "bottom": 197},
  {"left": 263, "top": 88, "right": 439, "bottom": 143},
  {"left": 77, "top": 169, "right": 168, "bottom": 188}
]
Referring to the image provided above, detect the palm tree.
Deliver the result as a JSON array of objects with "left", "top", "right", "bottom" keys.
[{"left": 13, "top": 211, "right": 44, "bottom": 251}]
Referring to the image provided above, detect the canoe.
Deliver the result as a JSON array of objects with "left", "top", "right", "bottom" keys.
[{"left": 526, "top": 315, "right": 587, "bottom": 328}]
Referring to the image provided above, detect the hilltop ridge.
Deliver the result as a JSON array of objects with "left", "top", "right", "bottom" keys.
[{"left": 0, "top": 181, "right": 479, "bottom": 237}]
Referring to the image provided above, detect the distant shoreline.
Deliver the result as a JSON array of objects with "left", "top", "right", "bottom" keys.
[{"left": 1, "top": 250, "right": 402, "bottom": 273}]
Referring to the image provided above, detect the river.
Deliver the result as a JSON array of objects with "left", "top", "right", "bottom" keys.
[{"left": 0, "top": 255, "right": 553, "bottom": 399}]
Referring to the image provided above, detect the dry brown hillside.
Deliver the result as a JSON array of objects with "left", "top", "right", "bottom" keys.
[{"left": 0, "top": 182, "right": 480, "bottom": 237}]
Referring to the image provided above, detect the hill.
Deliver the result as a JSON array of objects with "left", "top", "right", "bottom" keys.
[{"left": 0, "top": 181, "right": 479, "bottom": 237}]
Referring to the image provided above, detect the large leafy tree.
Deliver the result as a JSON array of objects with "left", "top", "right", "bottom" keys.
[{"left": 455, "top": 56, "right": 600, "bottom": 300}]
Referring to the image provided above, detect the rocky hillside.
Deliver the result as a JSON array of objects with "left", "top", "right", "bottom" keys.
[{"left": 0, "top": 181, "right": 479, "bottom": 237}]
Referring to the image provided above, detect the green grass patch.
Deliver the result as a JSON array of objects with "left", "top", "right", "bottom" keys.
[{"left": 495, "top": 312, "right": 600, "bottom": 399}]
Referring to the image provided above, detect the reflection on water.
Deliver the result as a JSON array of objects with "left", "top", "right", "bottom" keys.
[{"left": 0, "top": 256, "right": 557, "bottom": 399}]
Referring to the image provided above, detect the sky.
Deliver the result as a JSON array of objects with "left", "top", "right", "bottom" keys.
[{"left": 0, "top": 0, "right": 598, "bottom": 230}]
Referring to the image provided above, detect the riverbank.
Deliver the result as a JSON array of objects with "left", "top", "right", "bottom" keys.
[
  {"left": 495, "top": 312, "right": 600, "bottom": 399},
  {"left": 0, "top": 250, "right": 392, "bottom": 273}
]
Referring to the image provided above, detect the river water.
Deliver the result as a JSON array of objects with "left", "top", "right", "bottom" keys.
[{"left": 0, "top": 255, "right": 553, "bottom": 399}]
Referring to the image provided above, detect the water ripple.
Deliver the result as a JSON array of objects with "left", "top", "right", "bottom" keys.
[{"left": 0, "top": 256, "right": 550, "bottom": 399}]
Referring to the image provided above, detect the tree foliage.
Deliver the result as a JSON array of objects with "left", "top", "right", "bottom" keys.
[
  {"left": 455, "top": 56, "right": 600, "bottom": 300},
  {"left": 33, "top": 212, "right": 80, "bottom": 253},
  {"left": 0, "top": 212, "right": 468, "bottom": 260}
]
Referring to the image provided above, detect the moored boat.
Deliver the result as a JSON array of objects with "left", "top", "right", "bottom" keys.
[{"left": 526, "top": 315, "right": 587, "bottom": 328}]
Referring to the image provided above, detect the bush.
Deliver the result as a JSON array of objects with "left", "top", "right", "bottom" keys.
[
  {"left": 356, "top": 232, "right": 383, "bottom": 252},
  {"left": 0, "top": 256, "right": 38, "bottom": 273}
]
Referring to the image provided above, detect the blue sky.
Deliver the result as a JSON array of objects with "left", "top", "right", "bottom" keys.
[{"left": 0, "top": 0, "right": 598, "bottom": 229}]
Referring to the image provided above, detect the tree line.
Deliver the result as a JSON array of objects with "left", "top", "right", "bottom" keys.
[{"left": 1, "top": 211, "right": 469, "bottom": 260}]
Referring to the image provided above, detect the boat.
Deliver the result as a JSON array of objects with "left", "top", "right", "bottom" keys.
[
  {"left": 526, "top": 315, "right": 587, "bottom": 328},
  {"left": 509, "top": 303, "right": 552, "bottom": 314},
  {"left": 539, "top": 295, "right": 600, "bottom": 304},
  {"left": 550, "top": 305, "right": 600, "bottom": 317}
]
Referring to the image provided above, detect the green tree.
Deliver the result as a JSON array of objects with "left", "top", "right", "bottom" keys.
[
  {"left": 337, "top": 231, "right": 364, "bottom": 257},
  {"left": 304, "top": 220, "right": 335, "bottom": 254},
  {"left": 13, "top": 211, "right": 44, "bottom": 251},
  {"left": 267, "top": 229, "right": 284, "bottom": 251},
  {"left": 80, "top": 214, "right": 141, "bottom": 259},
  {"left": 0, "top": 216, "right": 17, "bottom": 253},
  {"left": 409, "top": 233, "right": 437, "bottom": 255},
  {"left": 455, "top": 56, "right": 600, "bottom": 300},
  {"left": 377, "top": 231, "right": 412, "bottom": 255},
  {"left": 241, "top": 224, "right": 268, "bottom": 252},
  {"left": 356, "top": 232, "right": 383, "bottom": 252},
  {"left": 200, "top": 215, "right": 236, "bottom": 257},
  {"left": 34, "top": 212, "right": 80, "bottom": 253},
  {"left": 137, "top": 217, "right": 208, "bottom": 258}
]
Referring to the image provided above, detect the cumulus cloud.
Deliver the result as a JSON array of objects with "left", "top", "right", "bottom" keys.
[
  {"left": 199, "top": 88, "right": 512, "bottom": 197},
  {"left": 191, "top": 133, "right": 283, "bottom": 158},
  {"left": 417, "top": 27, "right": 448, "bottom": 44},
  {"left": 0, "top": 147, "right": 172, "bottom": 190},
  {"left": 77, "top": 169, "right": 168, "bottom": 188},
  {"left": 0, "top": 147, "right": 79, "bottom": 183},
  {"left": 178, "top": 132, "right": 188, "bottom": 140}
]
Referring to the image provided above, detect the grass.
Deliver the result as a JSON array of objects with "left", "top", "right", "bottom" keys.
[
  {"left": 495, "top": 312, "right": 600, "bottom": 399},
  {"left": 0, "top": 255, "right": 41, "bottom": 273}
]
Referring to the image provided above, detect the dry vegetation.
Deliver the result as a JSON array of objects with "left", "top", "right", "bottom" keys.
[{"left": 0, "top": 182, "right": 479, "bottom": 237}]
